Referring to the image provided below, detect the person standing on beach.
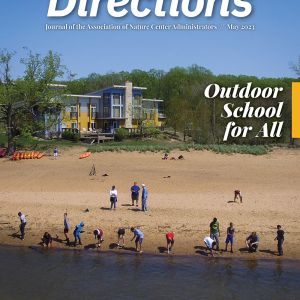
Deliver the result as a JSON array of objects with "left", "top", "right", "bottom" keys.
[
  {"left": 131, "top": 227, "right": 144, "bottom": 253},
  {"left": 64, "top": 213, "right": 71, "bottom": 245},
  {"left": 141, "top": 184, "right": 148, "bottom": 211},
  {"left": 225, "top": 222, "right": 235, "bottom": 253},
  {"left": 73, "top": 221, "right": 84, "bottom": 246},
  {"left": 166, "top": 232, "right": 175, "bottom": 254},
  {"left": 274, "top": 225, "right": 284, "bottom": 256},
  {"left": 18, "top": 212, "right": 26, "bottom": 240},
  {"left": 210, "top": 217, "right": 220, "bottom": 251},
  {"left": 204, "top": 236, "right": 216, "bottom": 257},
  {"left": 110, "top": 185, "right": 118, "bottom": 210},
  {"left": 94, "top": 228, "right": 104, "bottom": 248},
  {"left": 131, "top": 182, "right": 140, "bottom": 207},
  {"left": 53, "top": 147, "right": 58, "bottom": 159},
  {"left": 117, "top": 227, "right": 126, "bottom": 248}
]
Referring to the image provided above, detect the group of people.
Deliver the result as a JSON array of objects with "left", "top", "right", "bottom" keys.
[
  {"left": 109, "top": 182, "right": 149, "bottom": 212},
  {"left": 203, "top": 217, "right": 285, "bottom": 257},
  {"left": 17, "top": 212, "right": 284, "bottom": 257}
]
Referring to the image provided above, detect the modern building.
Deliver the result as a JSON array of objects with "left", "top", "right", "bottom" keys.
[{"left": 59, "top": 81, "right": 165, "bottom": 134}]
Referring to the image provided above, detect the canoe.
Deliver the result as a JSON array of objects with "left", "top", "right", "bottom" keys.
[{"left": 79, "top": 152, "right": 91, "bottom": 159}]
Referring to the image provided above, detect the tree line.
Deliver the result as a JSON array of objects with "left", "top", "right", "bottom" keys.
[{"left": 1, "top": 49, "right": 299, "bottom": 154}]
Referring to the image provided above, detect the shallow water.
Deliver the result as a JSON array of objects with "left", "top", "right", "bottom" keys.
[{"left": 0, "top": 246, "right": 299, "bottom": 300}]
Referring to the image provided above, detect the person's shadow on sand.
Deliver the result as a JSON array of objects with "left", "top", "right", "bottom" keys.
[
  {"left": 259, "top": 249, "right": 277, "bottom": 256},
  {"left": 127, "top": 208, "right": 140, "bottom": 212},
  {"left": 100, "top": 207, "right": 111, "bottom": 211},
  {"left": 8, "top": 232, "right": 21, "bottom": 240},
  {"left": 158, "top": 246, "right": 167, "bottom": 253},
  {"left": 122, "top": 246, "right": 137, "bottom": 252},
  {"left": 84, "top": 244, "right": 97, "bottom": 250},
  {"left": 109, "top": 243, "right": 119, "bottom": 249},
  {"left": 121, "top": 204, "right": 132, "bottom": 207},
  {"left": 194, "top": 246, "right": 209, "bottom": 256},
  {"left": 52, "top": 236, "right": 64, "bottom": 244}
]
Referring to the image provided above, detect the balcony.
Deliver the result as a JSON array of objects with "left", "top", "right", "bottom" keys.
[{"left": 70, "top": 112, "right": 78, "bottom": 120}]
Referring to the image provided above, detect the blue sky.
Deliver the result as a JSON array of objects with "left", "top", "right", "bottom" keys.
[{"left": 1, "top": 0, "right": 300, "bottom": 79}]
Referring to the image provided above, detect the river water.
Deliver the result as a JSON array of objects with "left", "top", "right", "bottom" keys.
[{"left": 0, "top": 246, "right": 299, "bottom": 300}]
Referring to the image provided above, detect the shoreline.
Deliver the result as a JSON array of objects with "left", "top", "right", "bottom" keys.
[{"left": 0, "top": 242, "right": 298, "bottom": 263}]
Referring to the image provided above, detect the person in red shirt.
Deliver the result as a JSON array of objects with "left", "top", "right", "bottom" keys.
[
  {"left": 166, "top": 232, "right": 175, "bottom": 254},
  {"left": 94, "top": 228, "right": 104, "bottom": 248}
]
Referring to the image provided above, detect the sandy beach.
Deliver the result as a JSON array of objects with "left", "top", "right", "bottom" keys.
[{"left": 0, "top": 148, "right": 299, "bottom": 259}]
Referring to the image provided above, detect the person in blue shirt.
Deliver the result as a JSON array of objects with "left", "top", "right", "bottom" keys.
[
  {"left": 130, "top": 227, "right": 144, "bottom": 253},
  {"left": 141, "top": 184, "right": 149, "bottom": 212},
  {"left": 131, "top": 182, "right": 140, "bottom": 207},
  {"left": 73, "top": 221, "right": 84, "bottom": 246}
]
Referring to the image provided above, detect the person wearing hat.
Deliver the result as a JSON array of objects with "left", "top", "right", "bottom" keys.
[
  {"left": 141, "top": 184, "right": 148, "bottom": 212},
  {"left": 73, "top": 221, "right": 85, "bottom": 246}
]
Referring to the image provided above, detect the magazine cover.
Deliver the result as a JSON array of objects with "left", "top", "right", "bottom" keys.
[{"left": 0, "top": 1, "right": 300, "bottom": 299}]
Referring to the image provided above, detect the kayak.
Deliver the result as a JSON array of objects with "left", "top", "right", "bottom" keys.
[{"left": 79, "top": 152, "right": 91, "bottom": 159}]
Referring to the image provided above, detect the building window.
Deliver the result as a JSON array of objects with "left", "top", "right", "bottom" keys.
[
  {"left": 90, "top": 122, "right": 96, "bottom": 130},
  {"left": 113, "top": 94, "right": 121, "bottom": 105},
  {"left": 91, "top": 106, "right": 97, "bottom": 119},
  {"left": 112, "top": 93, "right": 123, "bottom": 118},
  {"left": 103, "top": 93, "right": 110, "bottom": 118},
  {"left": 71, "top": 122, "right": 78, "bottom": 129},
  {"left": 113, "top": 107, "right": 120, "bottom": 118},
  {"left": 70, "top": 106, "right": 78, "bottom": 119}
]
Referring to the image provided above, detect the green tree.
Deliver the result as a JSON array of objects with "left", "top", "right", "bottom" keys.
[{"left": 0, "top": 49, "right": 65, "bottom": 154}]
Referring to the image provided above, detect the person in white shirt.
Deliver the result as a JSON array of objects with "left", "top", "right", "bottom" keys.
[
  {"left": 110, "top": 185, "right": 118, "bottom": 210},
  {"left": 204, "top": 236, "right": 216, "bottom": 257},
  {"left": 18, "top": 212, "right": 27, "bottom": 240}
]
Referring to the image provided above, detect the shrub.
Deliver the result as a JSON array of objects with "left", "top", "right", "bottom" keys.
[
  {"left": 62, "top": 131, "right": 80, "bottom": 142},
  {"left": 114, "top": 128, "right": 129, "bottom": 141},
  {"left": 143, "top": 127, "right": 161, "bottom": 137}
]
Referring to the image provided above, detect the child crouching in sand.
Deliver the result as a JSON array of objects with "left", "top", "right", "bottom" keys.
[
  {"left": 42, "top": 232, "right": 53, "bottom": 248},
  {"left": 94, "top": 228, "right": 104, "bottom": 248}
]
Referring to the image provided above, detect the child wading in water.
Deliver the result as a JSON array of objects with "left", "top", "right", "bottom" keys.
[{"left": 225, "top": 222, "right": 235, "bottom": 253}]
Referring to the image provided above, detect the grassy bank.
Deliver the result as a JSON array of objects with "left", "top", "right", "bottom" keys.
[
  {"left": 87, "top": 140, "right": 271, "bottom": 155},
  {"left": 0, "top": 133, "right": 273, "bottom": 155},
  {"left": 0, "top": 133, "right": 76, "bottom": 151}
]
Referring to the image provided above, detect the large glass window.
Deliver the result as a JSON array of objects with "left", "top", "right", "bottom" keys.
[
  {"left": 113, "top": 107, "right": 121, "bottom": 118},
  {"left": 113, "top": 94, "right": 121, "bottom": 105},
  {"left": 112, "top": 93, "right": 124, "bottom": 118},
  {"left": 103, "top": 93, "right": 110, "bottom": 118}
]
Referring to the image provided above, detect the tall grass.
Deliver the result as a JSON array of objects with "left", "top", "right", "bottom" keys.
[{"left": 88, "top": 142, "right": 270, "bottom": 155}]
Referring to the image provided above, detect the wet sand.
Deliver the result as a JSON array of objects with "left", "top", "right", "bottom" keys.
[{"left": 0, "top": 148, "right": 299, "bottom": 259}]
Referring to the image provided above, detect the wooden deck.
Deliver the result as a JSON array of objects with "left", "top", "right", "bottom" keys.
[{"left": 80, "top": 132, "right": 114, "bottom": 144}]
